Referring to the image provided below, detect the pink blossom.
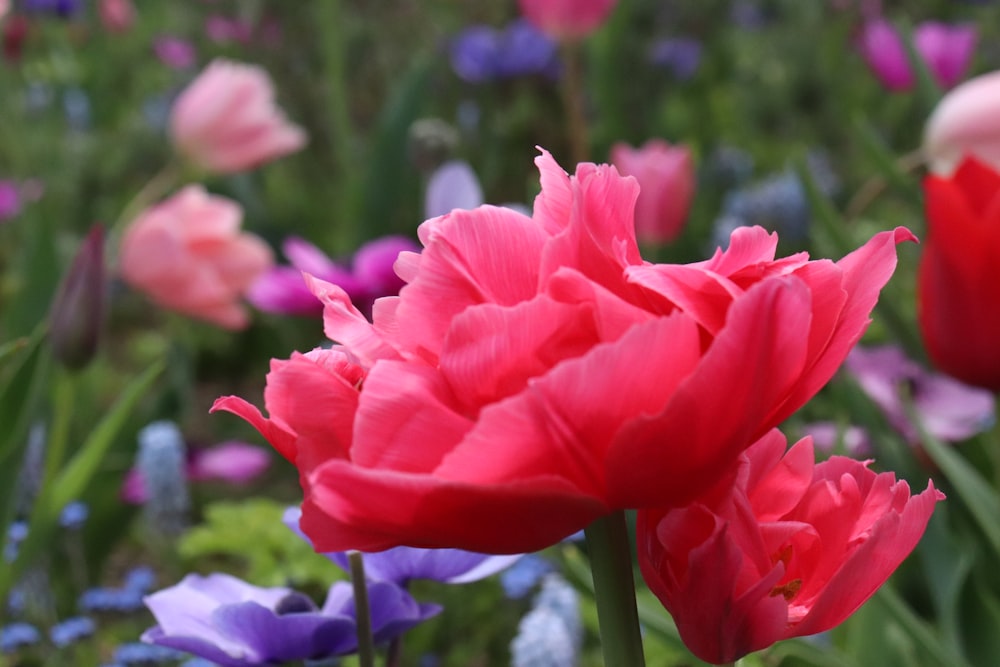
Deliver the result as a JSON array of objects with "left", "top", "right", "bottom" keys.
[
  {"left": 98, "top": 0, "right": 134, "bottom": 33},
  {"left": 119, "top": 185, "right": 273, "bottom": 329},
  {"left": 923, "top": 70, "right": 1000, "bottom": 175},
  {"left": 169, "top": 59, "right": 307, "bottom": 174},
  {"left": 610, "top": 138, "right": 695, "bottom": 244},
  {"left": 518, "top": 0, "right": 618, "bottom": 41}
]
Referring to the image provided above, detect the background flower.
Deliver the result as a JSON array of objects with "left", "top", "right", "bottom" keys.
[
  {"left": 120, "top": 185, "right": 274, "bottom": 329},
  {"left": 169, "top": 59, "right": 307, "bottom": 173}
]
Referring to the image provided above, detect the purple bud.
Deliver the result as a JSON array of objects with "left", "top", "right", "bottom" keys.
[{"left": 49, "top": 225, "right": 106, "bottom": 370}]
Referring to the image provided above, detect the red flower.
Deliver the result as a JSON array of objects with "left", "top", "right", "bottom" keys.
[
  {"left": 918, "top": 156, "right": 1000, "bottom": 390},
  {"left": 517, "top": 0, "right": 617, "bottom": 41},
  {"left": 637, "top": 430, "right": 943, "bottom": 665},
  {"left": 214, "top": 150, "right": 912, "bottom": 554}
]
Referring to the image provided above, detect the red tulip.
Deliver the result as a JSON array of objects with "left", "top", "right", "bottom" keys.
[
  {"left": 638, "top": 430, "right": 943, "bottom": 665},
  {"left": 517, "top": 0, "right": 617, "bottom": 41},
  {"left": 918, "top": 156, "right": 1000, "bottom": 390},
  {"left": 214, "top": 149, "right": 913, "bottom": 554},
  {"left": 610, "top": 139, "right": 695, "bottom": 244}
]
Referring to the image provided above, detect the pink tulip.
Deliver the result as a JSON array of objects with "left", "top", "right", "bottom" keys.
[
  {"left": 610, "top": 139, "right": 695, "bottom": 244},
  {"left": 119, "top": 185, "right": 273, "bottom": 329},
  {"left": 98, "top": 0, "right": 135, "bottom": 33},
  {"left": 856, "top": 19, "right": 976, "bottom": 93},
  {"left": 169, "top": 59, "right": 307, "bottom": 174},
  {"left": 924, "top": 70, "right": 1000, "bottom": 175},
  {"left": 518, "top": 0, "right": 617, "bottom": 40},
  {"left": 214, "top": 148, "right": 913, "bottom": 555},
  {"left": 638, "top": 430, "right": 943, "bottom": 664}
]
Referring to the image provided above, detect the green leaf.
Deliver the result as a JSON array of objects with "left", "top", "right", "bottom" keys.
[
  {"left": 850, "top": 116, "right": 922, "bottom": 205},
  {"left": 918, "top": 430, "right": 1000, "bottom": 561},
  {"left": 50, "top": 358, "right": 165, "bottom": 510}
]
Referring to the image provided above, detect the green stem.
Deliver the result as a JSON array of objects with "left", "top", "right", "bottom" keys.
[
  {"left": 349, "top": 551, "right": 375, "bottom": 667},
  {"left": 560, "top": 41, "right": 590, "bottom": 165},
  {"left": 584, "top": 511, "right": 645, "bottom": 667}
]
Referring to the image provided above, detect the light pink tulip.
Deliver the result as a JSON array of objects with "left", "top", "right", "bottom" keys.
[
  {"left": 169, "top": 59, "right": 307, "bottom": 174},
  {"left": 610, "top": 139, "right": 695, "bottom": 244},
  {"left": 119, "top": 185, "right": 273, "bottom": 329},
  {"left": 98, "top": 0, "right": 135, "bottom": 33},
  {"left": 518, "top": 0, "right": 617, "bottom": 40},
  {"left": 924, "top": 70, "right": 1000, "bottom": 175}
]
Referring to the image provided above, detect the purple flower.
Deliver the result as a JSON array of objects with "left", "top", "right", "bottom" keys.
[
  {"left": 153, "top": 36, "right": 197, "bottom": 70},
  {"left": 844, "top": 344, "right": 995, "bottom": 443},
  {"left": 23, "top": 0, "right": 81, "bottom": 18},
  {"left": 284, "top": 507, "right": 520, "bottom": 586},
  {"left": 449, "top": 19, "right": 558, "bottom": 84},
  {"left": 0, "top": 181, "right": 21, "bottom": 221},
  {"left": 121, "top": 441, "right": 270, "bottom": 504},
  {"left": 856, "top": 19, "right": 976, "bottom": 92},
  {"left": 247, "top": 235, "right": 419, "bottom": 318},
  {"left": 142, "top": 573, "right": 439, "bottom": 666},
  {"left": 425, "top": 160, "right": 484, "bottom": 220},
  {"left": 799, "top": 421, "right": 872, "bottom": 456},
  {"left": 648, "top": 37, "right": 702, "bottom": 80}
]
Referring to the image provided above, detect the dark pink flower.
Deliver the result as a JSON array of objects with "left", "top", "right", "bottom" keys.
[
  {"left": 856, "top": 19, "right": 976, "bottom": 92},
  {"left": 638, "top": 429, "right": 943, "bottom": 664},
  {"left": 247, "top": 235, "right": 419, "bottom": 318},
  {"left": 153, "top": 36, "right": 196, "bottom": 70}
]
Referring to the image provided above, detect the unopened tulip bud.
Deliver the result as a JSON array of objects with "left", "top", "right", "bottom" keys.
[{"left": 49, "top": 225, "right": 106, "bottom": 370}]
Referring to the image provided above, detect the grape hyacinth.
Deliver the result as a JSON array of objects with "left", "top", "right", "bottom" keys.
[
  {"left": 135, "top": 421, "right": 190, "bottom": 539},
  {"left": 510, "top": 575, "right": 581, "bottom": 667}
]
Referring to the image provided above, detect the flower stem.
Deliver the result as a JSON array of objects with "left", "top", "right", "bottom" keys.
[
  {"left": 349, "top": 551, "right": 376, "bottom": 667},
  {"left": 584, "top": 511, "right": 645, "bottom": 667},
  {"left": 560, "top": 41, "right": 590, "bottom": 165}
]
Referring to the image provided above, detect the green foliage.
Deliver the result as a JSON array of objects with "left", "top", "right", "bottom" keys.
[{"left": 178, "top": 498, "right": 342, "bottom": 589}]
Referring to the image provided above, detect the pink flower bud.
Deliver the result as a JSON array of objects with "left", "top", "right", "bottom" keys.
[{"left": 98, "top": 0, "right": 135, "bottom": 33}]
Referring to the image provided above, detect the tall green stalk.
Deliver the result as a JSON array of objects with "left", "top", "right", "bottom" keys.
[{"left": 584, "top": 511, "right": 646, "bottom": 666}]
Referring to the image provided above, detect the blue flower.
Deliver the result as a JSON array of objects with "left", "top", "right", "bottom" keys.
[
  {"left": 450, "top": 19, "right": 558, "bottom": 83},
  {"left": 142, "top": 573, "right": 440, "bottom": 666},
  {"left": 509, "top": 574, "right": 581, "bottom": 667},
  {"left": 1, "top": 622, "right": 40, "bottom": 652},
  {"left": 59, "top": 501, "right": 90, "bottom": 529},
  {"left": 500, "top": 554, "right": 553, "bottom": 599},
  {"left": 49, "top": 616, "right": 96, "bottom": 647}
]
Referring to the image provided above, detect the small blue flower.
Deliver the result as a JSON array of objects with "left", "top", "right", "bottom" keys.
[
  {"left": 114, "top": 641, "right": 186, "bottom": 665},
  {"left": 648, "top": 37, "right": 702, "bottom": 80},
  {"left": 1, "top": 622, "right": 41, "bottom": 652},
  {"left": 59, "top": 501, "right": 90, "bottom": 529},
  {"left": 78, "top": 586, "right": 145, "bottom": 613},
  {"left": 123, "top": 566, "right": 157, "bottom": 595},
  {"left": 510, "top": 574, "right": 581, "bottom": 667},
  {"left": 49, "top": 616, "right": 96, "bottom": 647},
  {"left": 500, "top": 554, "right": 553, "bottom": 599}
]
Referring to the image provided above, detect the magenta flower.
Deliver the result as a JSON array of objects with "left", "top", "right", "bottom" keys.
[
  {"left": 153, "top": 36, "right": 197, "bottom": 70},
  {"left": 0, "top": 180, "right": 22, "bottom": 221},
  {"left": 142, "top": 573, "right": 439, "bottom": 666},
  {"left": 856, "top": 19, "right": 976, "bottom": 92},
  {"left": 122, "top": 441, "right": 270, "bottom": 504},
  {"left": 247, "top": 235, "right": 420, "bottom": 318},
  {"left": 844, "top": 344, "right": 995, "bottom": 444}
]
